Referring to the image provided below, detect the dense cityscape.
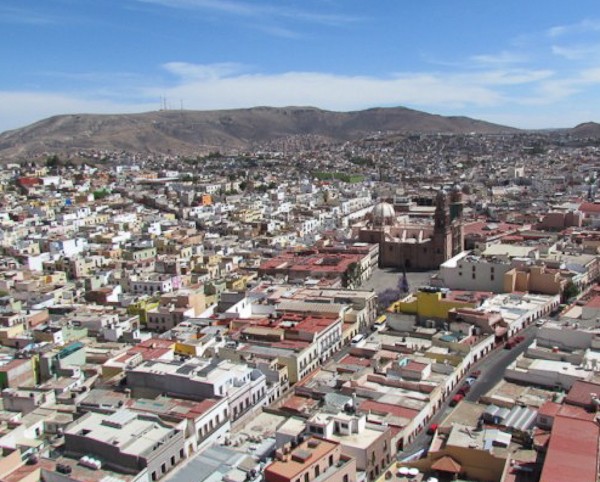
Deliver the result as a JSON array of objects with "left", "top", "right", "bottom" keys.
[{"left": 0, "top": 127, "right": 596, "bottom": 482}]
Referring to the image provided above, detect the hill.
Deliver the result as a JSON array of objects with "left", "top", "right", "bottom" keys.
[
  {"left": 0, "top": 106, "right": 520, "bottom": 160},
  {"left": 569, "top": 122, "right": 600, "bottom": 138}
]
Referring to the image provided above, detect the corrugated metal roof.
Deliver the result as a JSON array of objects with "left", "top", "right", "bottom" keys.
[{"left": 504, "top": 405, "right": 537, "bottom": 432}]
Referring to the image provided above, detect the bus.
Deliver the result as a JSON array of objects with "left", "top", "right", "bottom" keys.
[{"left": 372, "top": 315, "right": 387, "bottom": 331}]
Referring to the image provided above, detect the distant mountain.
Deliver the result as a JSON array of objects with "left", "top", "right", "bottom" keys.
[
  {"left": 569, "top": 122, "right": 600, "bottom": 138},
  {"left": 0, "top": 106, "right": 520, "bottom": 160}
]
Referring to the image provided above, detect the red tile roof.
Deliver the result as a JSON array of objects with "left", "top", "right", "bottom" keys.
[
  {"left": 359, "top": 400, "right": 419, "bottom": 422},
  {"left": 579, "top": 201, "right": 600, "bottom": 214},
  {"left": 565, "top": 380, "right": 600, "bottom": 409},
  {"left": 431, "top": 455, "right": 462, "bottom": 473},
  {"left": 537, "top": 401, "right": 561, "bottom": 418},
  {"left": 539, "top": 414, "right": 600, "bottom": 482}
]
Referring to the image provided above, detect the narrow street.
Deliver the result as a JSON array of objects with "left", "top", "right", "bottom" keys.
[{"left": 398, "top": 324, "right": 539, "bottom": 460}]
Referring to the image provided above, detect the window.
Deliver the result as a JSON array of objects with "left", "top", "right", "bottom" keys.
[
  {"left": 472, "top": 273, "right": 476, "bottom": 279},
  {"left": 304, "top": 473, "right": 309, "bottom": 482},
  {"left": 343, "top": 476, "right": 349, "bottom": 482},
  {"left": 458, "top": 272, "right": 462, "bottom": 276},
  {"left": 329, "top": 455, "right": 334, "bottom": 466},
  {"left": 171, "top": 456, "right": 175, "bottom": 466}
]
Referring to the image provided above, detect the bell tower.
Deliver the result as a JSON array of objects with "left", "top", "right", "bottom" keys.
[{"left": 434, "top": 189, "right": 450, "bottom": 232}]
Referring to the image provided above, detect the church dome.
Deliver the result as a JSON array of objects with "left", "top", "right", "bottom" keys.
[{"left": 372, "top": 202, "right": 396, "bottom": 224}]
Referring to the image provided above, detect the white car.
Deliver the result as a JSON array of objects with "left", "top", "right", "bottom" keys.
[{"left": 351, "top": 334, "right": 366, "bottom": 346}]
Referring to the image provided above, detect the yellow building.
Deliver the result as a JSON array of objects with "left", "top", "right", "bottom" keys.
[
  {"left": 390, "top": 288, "right": 484, "bottom": 321},
  {"left": 126, "top": 298, "right": 160, "bottom": 324},
  {"left": 43, "top": 272, "right": 68, "bottom": 285}
]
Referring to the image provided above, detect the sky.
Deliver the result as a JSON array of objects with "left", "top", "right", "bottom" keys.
[{"left": 2, "top": 1, "right": 600, "bottom": 133}]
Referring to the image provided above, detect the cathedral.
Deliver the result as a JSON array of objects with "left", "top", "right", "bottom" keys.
[{"left": 357, "top": 188, "right": 464, "bottom": 270}]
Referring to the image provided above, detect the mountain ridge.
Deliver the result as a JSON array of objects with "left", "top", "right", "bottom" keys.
[{"left": 0, "top": 105, "right": 524, "bottom": 160}]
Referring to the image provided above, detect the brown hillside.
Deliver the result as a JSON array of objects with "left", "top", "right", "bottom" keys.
[{"left": 0, "top": 106, "right": 519, "bottom": 159}]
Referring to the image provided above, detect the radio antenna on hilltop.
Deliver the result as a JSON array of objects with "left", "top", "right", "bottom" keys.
[
  {"left": 180, "top": 99, "right": 183, "bottom": 111},
  {"left": 160, "top": 96, "right": 168, "bottom": 111}
]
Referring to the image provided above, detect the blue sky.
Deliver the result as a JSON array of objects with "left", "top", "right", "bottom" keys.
[{"left": 2, "top": 1, "right": 600, "bottom": 132}]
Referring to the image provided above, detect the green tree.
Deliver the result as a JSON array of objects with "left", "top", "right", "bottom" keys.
[
  {"left": 93, "top": 189, "right": 110, "bottom": 200},
  {"left": 45, "top": 154, "right": 61, "bottom": 168},
  {"left": 563, "top": 281, "right": 580, "bottom": 301},
  {"left": 342, "top": 262, "right": 362, "bottom": 288}
]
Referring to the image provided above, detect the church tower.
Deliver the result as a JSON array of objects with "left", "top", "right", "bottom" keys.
[{"left": 433, "top": 188, "right": 463, "bottom": 263}]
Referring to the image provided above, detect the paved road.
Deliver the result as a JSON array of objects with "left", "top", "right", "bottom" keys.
[
  {"left": 466, "top": 325, "right": 538, "bottom": 401},
  {"left": 398, "top": 324, "right": 539, "bottom": 460},
  {"left": 360, "top": 267, "right": 437, "bottom": 294}
]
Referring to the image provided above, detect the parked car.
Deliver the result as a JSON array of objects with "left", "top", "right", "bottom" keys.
[
  {"left": 426, "top": 423, "right": 439, "bottom": 435},
  {"left": 351, "top": 334, "right": 366, "bottom": 346},
  {"left": 470, "top": 370, "right": 481, "bottom": 379},
  {"left": 457, "top": 384, "right": 471, "bottom": 396},
  {"left": 514, "top": 336, "right": 525, "bottom": 343},
  {"left": 464, "top": 376, "right": 477, "bottom": 386},
  {"left": 450, "top": 394, "right": 464, "bottom": 406}
]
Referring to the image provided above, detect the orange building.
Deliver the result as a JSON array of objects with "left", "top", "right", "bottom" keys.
[{"left": 265, "top": 437, "right": 356, "bottom": 482}]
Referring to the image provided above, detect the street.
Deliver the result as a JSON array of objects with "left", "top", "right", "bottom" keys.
[
  {"left": 466, "top": 325, "right": 538, "bottom": 401},
  {"left": 398, "top": 324, "right": 539, "bottom": 460}
]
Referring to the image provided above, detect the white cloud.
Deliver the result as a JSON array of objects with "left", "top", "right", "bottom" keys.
[
  {"left": 146, "top": 65, "right": 506, "bottom": 111},
  {"left": 135, "top": 0, "right": 360, "bottom": 26},
  {"left": 0, "top": 91, "right": 154, "bottom": 133},
  {"left": 470, "top": 51, "right": 528, "bottom": 66},
  {"left": 547, "top": 19, "right": 600, "bottom": 38},
  {"left": 163, "top": 62, "right": 246, "bottom": 80}
]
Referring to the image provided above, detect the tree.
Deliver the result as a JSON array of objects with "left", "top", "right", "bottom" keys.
[
  {"left": 45, "top": 154, "right": 61, "bottom": 169},
  {"left": 563, "top": 280, "right": 580, "bottom": 302},
  {"left": 93, "top": 189, "right": 110, "bottom": 200},
  {"left": 342, "top": 262, "right": 362, "bottom": 288}
]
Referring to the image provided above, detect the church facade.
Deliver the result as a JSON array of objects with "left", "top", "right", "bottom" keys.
[{"left": 358, "top": 189, "right": 464, "bottom": 271}]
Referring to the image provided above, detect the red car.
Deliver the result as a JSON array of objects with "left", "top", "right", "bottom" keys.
[
  {"left": 450, "top": 394, "right": 464, "bottom": 406},
  {"left": 470, "top": 370, "right": 481, "bottom": 379},
  {"left": 457, "top": 385, "right": 471, "bottom": 396},
  {"left": 426, "top": 423, "right": 439, "bottom": 435}
]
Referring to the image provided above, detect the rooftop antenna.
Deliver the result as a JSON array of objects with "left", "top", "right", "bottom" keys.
[{"left": 180, "top": 99, "right": 184, "bottom": 111}]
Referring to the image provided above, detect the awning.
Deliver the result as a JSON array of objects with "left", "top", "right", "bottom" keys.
[{"left": 431, "top": 455, "right": 462, "bottom": 474}]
